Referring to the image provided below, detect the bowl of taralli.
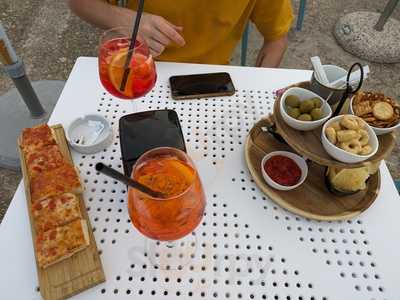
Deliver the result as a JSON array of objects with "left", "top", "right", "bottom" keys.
[
  {"left": 321, "top": 115, "right": 379, "bottom": 164},
  {"left": 350, "top": 91, "right": 400, "bottom": 135},
  {"left": 280, "top": 87, "right": 332, "bottom": 131}
]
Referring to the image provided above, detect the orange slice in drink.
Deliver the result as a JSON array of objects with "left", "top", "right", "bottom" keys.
[
  {"left": 108, "top": 49, "right": 134, "bottom": 97},
  {"left": 108, "top": 50, "right": 153, "bottom": 98}
]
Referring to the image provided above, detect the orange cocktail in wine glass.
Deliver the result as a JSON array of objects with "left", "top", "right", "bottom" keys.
[
  {"left": 98, "top": 27, "right": 156, "bottom": 99},
  {"left": 128, "top": 147, "right": 206, "bottom": 268}
]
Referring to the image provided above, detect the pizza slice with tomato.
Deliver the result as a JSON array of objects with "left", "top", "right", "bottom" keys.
[
  {"left": 32, "top": 193, "right": 82, "bottom": 232},
  {"left": 35, "top": 219, "right": 90, "bottom": 268},
  {"left": 20, "top": 124, "right": 56, "bottom": 154},
  {"left": 25, "top": 144, "right": 65, "bottom": 178},
  {"left": 30, "top": 163, "right": 83, "bottom": 203}
]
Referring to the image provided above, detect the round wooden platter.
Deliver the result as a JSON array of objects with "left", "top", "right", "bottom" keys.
[
  {"left": 244, "top": 117, "right": 381, "bottom": 221},
  {"left": 274, "top": 81, "right": 396, "bottom": 169}
]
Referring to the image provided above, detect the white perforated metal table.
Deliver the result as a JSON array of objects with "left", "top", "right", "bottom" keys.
[{"left": 1, "top": 57, "right": 399, "bottom": 300}]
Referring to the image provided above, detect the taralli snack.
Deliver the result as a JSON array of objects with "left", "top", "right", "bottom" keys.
[
  {"left": 341, "top": 115, "right": 359, "bottom": 130},
  {"left": 352, "top": 91, "right": 400, "bottom": 128},
  {"left": 330, "top": 122, "right": 341, "bottom": 131},
  {"left": 358, "top": 129, "right": 369, "bottom": 146},
  {"left": 360, "top": 145, "right": 372, "bottom": 155},
  {"left": 336, "top": 130, "right": 358, "bottom": 143},
  {"left": 325, "top": 127, "right": 337, "bottom": 144},
  {"left": 340, "top": 140, "right": 361, "bottom": 154},
  {"left": 324, "top": 115, "right": 373, "bottom": 156}
]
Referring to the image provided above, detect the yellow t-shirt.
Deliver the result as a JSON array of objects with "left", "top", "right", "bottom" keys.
[{"left": 112, "top": 0, "right": 293, "bottom": 64}]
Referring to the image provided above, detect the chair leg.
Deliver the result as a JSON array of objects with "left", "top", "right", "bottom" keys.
[
  {"left": 395, "top": 180, "right": 400, "bottom": 194},
  {"left": 296, "top": 0, "right": 307, "bottom": 31},
  {"left": 241, "top": 24, "right": 250, "bottom": 66}
]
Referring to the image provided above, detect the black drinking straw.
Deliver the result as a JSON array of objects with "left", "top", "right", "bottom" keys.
[
  {"left": 119, "top": 0, "right": 145, "bottom": 92},
  {"left": 95, "top": 163, "right": 164, "bottom": 198}
]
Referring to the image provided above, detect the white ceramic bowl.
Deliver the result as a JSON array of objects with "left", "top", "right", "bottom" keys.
[
  {"left": 349, "top": 95, "right": 400, "bottom": 135},
  {"left": 280, "top": 87, "right": 332, "bottom": 131},
  {"left": 321, "top": 115, "right": 379, "bottom": 164},
  {"left": 261, "top": 151, "right": 308, "bottom": 191},
  {"left": 66, "top": 114, "right": 113, "bottom": 154}
]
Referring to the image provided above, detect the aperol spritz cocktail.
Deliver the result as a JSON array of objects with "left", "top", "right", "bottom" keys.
[
  {"left": 128, "top": 147, "right": 206, "bottom": 242},
  {"left": 98, "top": 27, "right": 156, "bottom": 99}
]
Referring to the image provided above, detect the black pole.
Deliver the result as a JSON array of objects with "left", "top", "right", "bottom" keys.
[
  {"left": 3, "top": 59, "right": 46, "bottom": 119},
  {"left": 11, "top": 75, "right": 46, "bottom": 118}
]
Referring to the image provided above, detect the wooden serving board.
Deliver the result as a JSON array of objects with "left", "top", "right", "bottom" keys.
[
  {"left": 274, "top": 81, "right": 396, "bottom": 168},
  {"left": 19, "top": 124, "right": 105, "bottom": 300},
  {"left": 245, "top": 118, "right": 380, "bottom": 221}
]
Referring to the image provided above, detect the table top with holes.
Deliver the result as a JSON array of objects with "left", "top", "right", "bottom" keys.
[{"left": 1, "top": 57, "right": 400, "bottom": 300}]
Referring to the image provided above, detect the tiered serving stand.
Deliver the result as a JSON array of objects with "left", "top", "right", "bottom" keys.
[{"left": 245, "top": 82, "right": 396, "bottom": 221}]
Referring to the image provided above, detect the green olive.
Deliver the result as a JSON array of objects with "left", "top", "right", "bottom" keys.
[
  {"left": 310, "top": 108, "right": 324, "bottom": 120},
  {"left": 311, "top": 97, "right": 322, "bottom": 108},
  {"left": 287, "top": 107, "right": 301, "bottom": 119},
  {"left": 285, "top": 95, "right": 300, "bottom": 108},
  {"left": 299, "top": 99, "right": 314, "bottom": 113},
  {"left": 298, "top": 113, "right": 312, "bottom": 121}
]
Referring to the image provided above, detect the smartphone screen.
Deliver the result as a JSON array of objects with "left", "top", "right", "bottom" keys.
[
  {"left": 119, "top": 110, "right": 186, "bottom": 176},
  {"left": 169, "top": 72, "right": 235, "bottom": 100}
]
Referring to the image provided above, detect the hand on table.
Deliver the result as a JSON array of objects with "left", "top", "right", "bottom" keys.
[{"left": 136, "top": 12, "right": 186, "bottom": 57}]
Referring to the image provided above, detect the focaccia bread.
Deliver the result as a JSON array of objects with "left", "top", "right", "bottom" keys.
[
  {"left": 30, "top": 163, "right": 83, "bottom": 203},
  {"left": 35, "top": 219, "right": 90, "bottom": 268},
  {"left": 32, "top": 193, "right": 82, "bottom": 232},
  {"left": 20, "top": 124, "right": 56, "bottom": 154},
  {"left": 25, "top": 144, "right": 65, "bottom": 178}
]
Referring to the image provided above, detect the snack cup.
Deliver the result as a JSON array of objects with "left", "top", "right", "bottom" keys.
[
  {"left": 310, "top": 65, "right": 347, "bottom": 105},
  {"left": 280, "top": 87, "right": 332, "bottom": 131},
  {"left": 349, "top": 95, "right": 400, "bottom": 135},
  {"left": 321, "top": 115, "right": 379, "bottom": 164}
]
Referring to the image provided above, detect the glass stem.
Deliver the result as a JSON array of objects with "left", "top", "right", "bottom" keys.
[{"left": 166, "top": 241, "right": 175, "bottom": 249}]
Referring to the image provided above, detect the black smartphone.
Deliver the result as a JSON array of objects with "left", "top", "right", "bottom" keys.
[
  {"left": 119, "top": 110, "right": 186, "bottom": 177},
  {"left": 169, "top": 72, "right": 235, "bottom": 100}
]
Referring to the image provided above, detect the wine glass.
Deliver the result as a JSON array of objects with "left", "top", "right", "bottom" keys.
[
  {"left": 98, "top": 27, "right": 156, "bottom": 103},
  {"left": 128, "top": 147, "right": 206, "bottom": 269}
]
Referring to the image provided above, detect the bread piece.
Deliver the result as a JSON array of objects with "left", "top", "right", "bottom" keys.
[
  {"left": 30, "top": 163, "right": 83, "bottom": 203},
  {"left": 32, "top": 193, "right": 82, "bottom": 232},
  {"left": 25, "top": 144, "right": 65, "bottom": 179},
  {"left": 20, "top": 124, "right": 56, "bottom": 154},
  {"left": 35, "top": 219, "right": 90, "bottom": 268}
]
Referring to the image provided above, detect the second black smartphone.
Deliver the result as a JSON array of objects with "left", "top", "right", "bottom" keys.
[{"left": 169, "top": 72, "right": 235, "bottom": 100}]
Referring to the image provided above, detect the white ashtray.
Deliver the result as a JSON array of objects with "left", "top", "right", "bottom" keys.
[{"left": 66, "top": 114, "right": 113, "bottom": 154}]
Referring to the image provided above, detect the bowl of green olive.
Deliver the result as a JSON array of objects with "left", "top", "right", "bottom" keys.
[{"left": 280, "top": 87, "right": 332, "bottom": 131}]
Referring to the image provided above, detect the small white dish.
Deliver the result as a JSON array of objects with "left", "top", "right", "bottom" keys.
[
  {"left": 261, "top": 151, "right": 308, "bottom": 191},
  {"left": 280, "top": 87, "right": 332, "bottom": 131},
  {"left": 321, "top": 115, "right": 379, "bottom": 164},
  {"left": 66, "top": 114, "right": 113, "bottom": 154},
  {"left": 349, "top": 95, "right": 400, "bottom": 135}
]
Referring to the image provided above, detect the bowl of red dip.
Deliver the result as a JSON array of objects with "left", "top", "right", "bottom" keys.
[{"left": 261, "top": 151, "right": 308, "bottom": 191}]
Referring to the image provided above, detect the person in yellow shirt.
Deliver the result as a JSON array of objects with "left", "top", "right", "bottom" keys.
[{"left": 68, "top": 0, "right": 293, "bottom": 67}]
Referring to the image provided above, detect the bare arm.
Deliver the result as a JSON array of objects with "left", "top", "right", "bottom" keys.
[
  {"left": 256, "top": 35, "right": 288, "bottom": 68},
  {"left": 67, "top": 0, "right": 185, "bottom": 56},
  {"left": 68, "top": 0, "right": 134, "bottom": 29}
]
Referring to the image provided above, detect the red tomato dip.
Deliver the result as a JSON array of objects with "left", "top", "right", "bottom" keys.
[{"left": 264, "top": 155, "right": 301, "bottom": 186}]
